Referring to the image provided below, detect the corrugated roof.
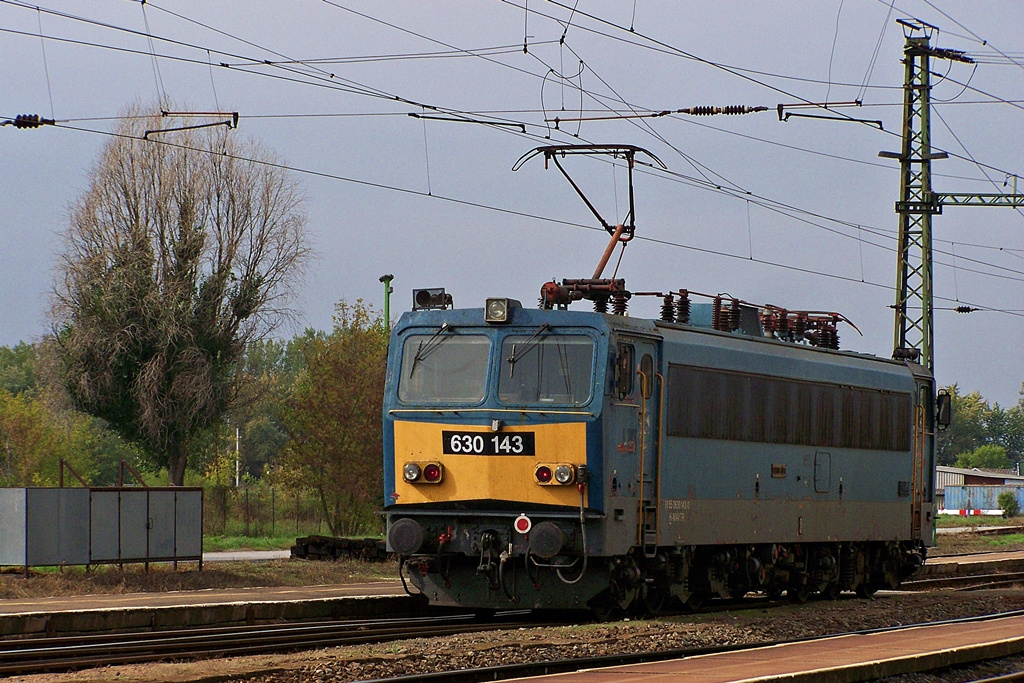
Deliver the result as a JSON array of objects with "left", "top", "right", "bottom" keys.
[{"left": 936, "top": 465, "right": 1024, "bottom": 482}]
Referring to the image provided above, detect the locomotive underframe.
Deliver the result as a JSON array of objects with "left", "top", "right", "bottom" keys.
[{"left": 391, "top": 510, "right": 925, "bottom": 613}]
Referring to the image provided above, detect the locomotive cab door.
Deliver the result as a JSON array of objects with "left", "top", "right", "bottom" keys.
[
  {"left": 610, "top": 335, "right": 661, "bottom": 556},
  {"left": 912, "top": 375, "right": 937, "bottom": 544}
]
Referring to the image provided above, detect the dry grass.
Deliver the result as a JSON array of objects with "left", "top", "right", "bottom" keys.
[{"left": 0, "top": 558, "right": 397, "bottom": 600}]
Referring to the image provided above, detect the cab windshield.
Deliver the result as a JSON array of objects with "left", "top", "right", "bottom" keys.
[
  {"left": 399, "top": 333, "right": 490, "bottom": 403},
  {"left": 499, "top": 334, "right": 594, "bottom": 406}
]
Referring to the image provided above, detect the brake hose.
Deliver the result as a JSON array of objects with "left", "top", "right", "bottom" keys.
[{"left": 557, "top": 483, "right": 589, "bottom": 584}]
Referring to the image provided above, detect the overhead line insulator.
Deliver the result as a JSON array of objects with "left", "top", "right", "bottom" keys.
[
  {"left": 2, "top": 114, "right": 56, "bottom": 129},
  {"left": 677, "top": 105, "right": 768, "bottom": 116}
]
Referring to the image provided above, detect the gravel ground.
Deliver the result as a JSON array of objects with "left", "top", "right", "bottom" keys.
[
  {"left": 882, "top": 654, "right": 1024, "bottom": 683},
  {"left": 12, "top": 588, "right": 1024, "bottom": 683}
]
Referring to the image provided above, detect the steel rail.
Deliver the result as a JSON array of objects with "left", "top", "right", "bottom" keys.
[
  {"left": 902, "top": 571, "right": 1024, "bottom": 591},
  {"left": 368, "top": 609, "right": 1024, "bottom": 683},
  {"left": 0, "top": 612, "right": 549, "bottom": 676}
]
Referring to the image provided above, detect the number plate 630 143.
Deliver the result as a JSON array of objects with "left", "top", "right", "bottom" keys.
[{"left": 441, "top": 430, "right": 536, "bottom": 455}]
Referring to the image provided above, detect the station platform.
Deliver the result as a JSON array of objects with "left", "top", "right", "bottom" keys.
[
  {"left": 919, "top": 550, "right": 1024, "bottom": 576},
  {"left": 0, "top": 550, "right": 1019, "bottom": 639},
  {"left": 0, "top": 582, "right": 411, "bottom": 638},
  {"left": 511, "top": 613, "right": 1024, "bottom": 682}
]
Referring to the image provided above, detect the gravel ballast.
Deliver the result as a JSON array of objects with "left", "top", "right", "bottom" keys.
[{"left": 11, "top": 589, "right": 1024, "bottom": 683}]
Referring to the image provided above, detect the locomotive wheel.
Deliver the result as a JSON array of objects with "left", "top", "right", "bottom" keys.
[
  {"left": 821, "top": 581, "right": 841, "bottom": 601},
  {"left": 787, "top": 575, "right": 810, "bottom": 603},
  {"left": 589, "top": 586, "right": 630, "bottom": 622},
  {"left": 856, "top": 582, "right": 878, "bottom": 599},
  {"left": 642, "top": 582, "right": 668, "bottom": 616},
  {"left": 591, "top": 601, "right": 625, "bottom": 622},
  {"left": 787, "top": 585, "right": 810, "bottom": 603},
  {"left": 683, "top": 592, "right": 706, "bottom": 612}
]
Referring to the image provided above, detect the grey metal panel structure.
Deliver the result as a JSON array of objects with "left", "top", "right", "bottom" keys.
[
  {"left": 56, "top": 489, "right": 90, "bottom": 565},
  {"left": 89, "top": 490, "right": 120, "bottom": 562},
  {"left": 148, "top": 491, "right": 176, "bottom": 558},
  {"left": 1, "top": 487, "right": 203, "bottom": 568},
  {"left": 175, "top": 490, "right": 203, "bottom": 558},
  {"left": 0, "top": 489, "right": 27, "bottom": 566},
  {"left": 24, "top": 489, "right": 60, "bottom": 566},
  {"left": 119, "top": 490, "right": 149, "bottom": 560},
  {"left": 0, "top": 489, "right": 89, "bottom": 567}
]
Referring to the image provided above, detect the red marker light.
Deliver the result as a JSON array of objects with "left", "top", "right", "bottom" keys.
[
  {"left": 535, "top": 466, "right": 552, "bottom": 483},
  {"left": 423, "top": 463, "right": 442, "bottom": 482},
  {"left": 514, "top": 514, "right": 532, "bottom": 534}
]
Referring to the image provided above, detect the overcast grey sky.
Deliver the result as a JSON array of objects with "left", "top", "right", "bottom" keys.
[{"left": 2, "top": 1, "right": 1022, "bottom": 405}]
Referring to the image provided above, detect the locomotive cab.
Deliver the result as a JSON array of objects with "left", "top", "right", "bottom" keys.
[{"left": 383, "top": 298, "right": 619, "bottom": 610}]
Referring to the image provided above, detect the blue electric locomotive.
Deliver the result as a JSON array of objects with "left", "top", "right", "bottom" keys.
[{"left": 383, "top": 285, "right": 938, "bottom": 613}]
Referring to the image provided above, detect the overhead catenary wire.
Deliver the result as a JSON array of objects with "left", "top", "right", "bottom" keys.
[
  {"left": 45, "top": 118, "right": 1024, "bottom": 320},
  {"left": 920, "top": 0, "right": 1024, "bottom": 72},
  {"left": 35, "top": 6, "right": 55, "bottom": 118},
  {"left": 4, "top": 2, "right": 1022, "bottom": 303},
  {"left": 857, "top": 0, "right": 896, "bottom": 101},
  {"left": 6, "top": 22, "right": 1015, "bottom": 276},
  {"left": 505, "top": 0, "right": 1024, "bottom": 181},
  {"left": 5, "top": 2, "right": 1019, "bottom": 189},
  {"left": 932, "top": 105, "right": 1024, "bottom": 222}
]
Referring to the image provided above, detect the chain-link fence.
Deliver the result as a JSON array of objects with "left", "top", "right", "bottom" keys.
[{"left": 203, "top": 485, "right": 327, "bottom": 537}]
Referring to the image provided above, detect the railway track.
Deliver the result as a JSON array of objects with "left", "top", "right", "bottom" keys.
[
  {"left": 3, "top": 555, "right": 1019, "bottom": 679},
  {"left": 0, "top": 611, "right": 552, "bottom": 677},
  {"left": 368, "top": 610, "right": 1024, "bottom": 683},
  {"left": 903, "top": 570, "right": 1024, "bottom": 591}
]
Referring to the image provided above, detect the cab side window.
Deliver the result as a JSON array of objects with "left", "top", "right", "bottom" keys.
[{"left": 615, "top": 344, "right": 634, "bottom": 400}]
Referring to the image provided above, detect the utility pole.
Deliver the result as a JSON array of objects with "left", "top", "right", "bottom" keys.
[
  {"left": 882, "top": 19, "right": 1024, "bottom": 373},
  {"left": 380, "top": 274, "right": 394, "bottom": 338}
]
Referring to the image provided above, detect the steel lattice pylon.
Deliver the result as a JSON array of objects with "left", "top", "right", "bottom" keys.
[
  {"left": 892, "top": 33, "right": 938, "bottom": 371},
  {"left": 888, "top": 23, "right": 1022, "bottom": 373}
]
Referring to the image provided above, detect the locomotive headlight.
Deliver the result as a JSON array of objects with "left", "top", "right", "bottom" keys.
[
  {"left": 554, "top": 464, "right": 575, "bottom": 485},
  {"left": 484, "top": 297, "right": 510, "bottom": 323},
  {"left": 403, "top": 462, "right": 422, "bottom": 482},
  {"left": 536, "top": 463, "right": 575, "bottom": 485},
  {"left": 404, "top": 461, "right": 443, "bottom": 484},
  {"left": 423, "top": 463, "right": 443, "bottom": 483}
]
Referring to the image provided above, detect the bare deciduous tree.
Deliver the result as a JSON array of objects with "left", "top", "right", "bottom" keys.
[{"left": 50, "top": 106, "right": 310, "bottom": 485}]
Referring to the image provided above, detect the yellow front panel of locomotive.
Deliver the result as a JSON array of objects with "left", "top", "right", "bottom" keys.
[{"left": 392, "top": 421, "right": 588, "bottom": 506}]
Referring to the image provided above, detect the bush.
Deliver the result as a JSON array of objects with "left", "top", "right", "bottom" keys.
[{"left": 997, "top": 491, "right": 1020, "bottom": 518}]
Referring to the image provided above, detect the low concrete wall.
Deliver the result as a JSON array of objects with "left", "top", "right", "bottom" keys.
[{"left": 0, "top": 594, "right": 427, "bottom": 638}]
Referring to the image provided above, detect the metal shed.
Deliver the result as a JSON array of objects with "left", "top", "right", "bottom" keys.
[{"left": 0, "top": 482, "right": 203, "bottom": 573}]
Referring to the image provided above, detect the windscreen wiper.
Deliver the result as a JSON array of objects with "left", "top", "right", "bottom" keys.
[
  {"left": 507, "top": 324, "right": 551, "bottom": 378},
  {"left": 408, "top": 323, "right": 454, "bottom": 377}
]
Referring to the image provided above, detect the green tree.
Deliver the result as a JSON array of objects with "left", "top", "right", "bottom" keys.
[
  {"left": 955, "top": 444, "right": 1011, "bottom": 470},
  {"left": 49, "top": 106, "right": 310, "bottom": 485},
  {"left": 235, "top": 335, "right": 314, "bottom": 478},
  {"left": 0, "top": 389, "right": 95, "bottom": 486},
  {"left": 997, "top": 491, "right": 1020, "bottom": 518},
  {"left": 997, "top": 388, "right": 1024, "bottom": 465},
  {"left": 0, "top": 342, "right": 38, "bottom": 395},
  {"left": 936, "top": 386, "right": 998, "bottom": 466},
  {"left": 280, "top": 301, "right": 386, "bottom": 536}
]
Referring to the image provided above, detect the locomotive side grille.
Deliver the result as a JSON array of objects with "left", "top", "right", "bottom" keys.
[{"left": 666, "top": 364, "right": 912, "bottom": 452}]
